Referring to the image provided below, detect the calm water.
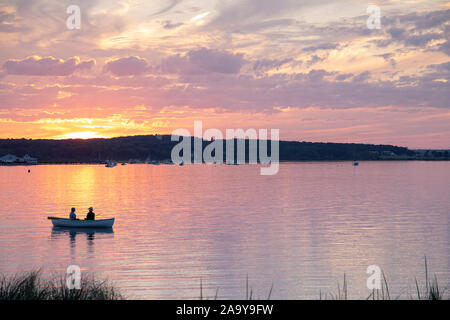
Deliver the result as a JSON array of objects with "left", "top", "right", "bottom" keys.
[{"left": 0, "top": 162, "right": 448, "bottom": 299}]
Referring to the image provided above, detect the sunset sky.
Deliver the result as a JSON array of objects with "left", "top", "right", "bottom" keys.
[{"left": 0, "top": 0, "right": 449, "bottom": 148}]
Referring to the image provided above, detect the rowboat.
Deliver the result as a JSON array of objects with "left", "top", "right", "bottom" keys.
[{"left": 48, "top": 217, "right": 114, "bottom": 228}]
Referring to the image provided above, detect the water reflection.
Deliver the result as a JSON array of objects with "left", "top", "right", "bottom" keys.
[
  {"left": 0, "top": 162, "right": 448, "bottom": 299},
  {"left": 51, "top": 227, "right": 114, "bottom": 248}
]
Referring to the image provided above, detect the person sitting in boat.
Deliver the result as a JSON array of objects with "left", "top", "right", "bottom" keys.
[
  {"left": 85, "top": 207, "right": 95, "bottom": 220},
  {"left": 69, "top": 207, "right": 77, "bottom": 220}
]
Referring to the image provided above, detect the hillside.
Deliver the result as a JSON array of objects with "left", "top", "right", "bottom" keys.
[{"left": 0, "top": 135, "right": 447, "bottom": 163}]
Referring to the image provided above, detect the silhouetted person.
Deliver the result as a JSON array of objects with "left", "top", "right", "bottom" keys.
[
  {"left": 69, "top": 207, "right": 77, "bottom": 220},
  {"left": 85, "top": 207, "right": 95, "bottom": 220}
]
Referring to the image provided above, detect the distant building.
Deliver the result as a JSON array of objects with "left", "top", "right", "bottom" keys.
[
  {"left": 382, "top": 150, "right": 396, "bottom": 156},
  {"left": 22, "top": 154, "right": 38, "bottom": 164},
  {"left": 0, "top": 154, "right": 20, "bottom": 163},
  {"left": 414, "top": 149, "right": 450, "bottom": 157},
  {"left": 0, "top": 154, "right": 38, "bottom": 164}
]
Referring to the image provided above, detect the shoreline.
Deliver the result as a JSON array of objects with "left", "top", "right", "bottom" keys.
[{"left": 1, "top": 158, "right": 450, "bottom": 166}]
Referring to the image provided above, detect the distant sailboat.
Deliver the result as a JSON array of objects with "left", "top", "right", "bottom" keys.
[{"left": 105, "top": 160, "right": 117, "bottom": 167}]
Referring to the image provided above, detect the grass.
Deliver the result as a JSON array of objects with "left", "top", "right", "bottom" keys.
[
  {"left": 412, "top": 256, "right": 445, "bottom": 300},
  {"left": 322, "top": 257, "right": 447, "bottom": 300},
  {"left": 200, "top": 257, "right": 447, "bottom": 300},
  {"left": 365, "top": 256, "right": 446, "bottom": 300},
  {"left": 0, "top": 270, "right": 123, "bottom": 300}
]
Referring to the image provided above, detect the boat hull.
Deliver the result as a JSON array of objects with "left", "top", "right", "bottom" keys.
[{"left": 51, "top": 218, "right": 114, "bottom": 228}]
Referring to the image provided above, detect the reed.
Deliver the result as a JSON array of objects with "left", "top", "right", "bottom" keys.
[
  {"left": 329, "top": 256, "right": 446, "bottom": 300},
  {"left": 200, "top": 258, "right": 447, "bottom": 300},
  {"left": 412, "top": 256, "right": 445, "bottom": 300},
  {"left": 0, "top": 270, "right": 123, "bottom": 300}
]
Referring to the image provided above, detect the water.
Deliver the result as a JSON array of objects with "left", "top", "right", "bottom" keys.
[{"left": 0, "top": 162, "right": 448, "bottom": 299}]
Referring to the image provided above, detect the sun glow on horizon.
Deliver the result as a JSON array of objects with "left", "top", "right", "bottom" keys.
[{"left": 56, "top": 131, "right": 107, "bottom": 140}]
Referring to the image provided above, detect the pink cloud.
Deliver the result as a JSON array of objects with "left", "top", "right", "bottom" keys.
[
  {"left": 103, "top": 56, "right": 149, "bottom": 76},
  {"left": 3, "top": 56, "right": 95, "bottom": 76},
  {"left": 160, "top": 48, "right": 246, "bottom": 75}
]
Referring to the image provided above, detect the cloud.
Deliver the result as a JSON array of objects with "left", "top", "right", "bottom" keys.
[
  {"left": 305, "top": 55, "right": 325, "bottom": 67},
  {"left": 252, "top": 58, "right": 293, "bottom": 75},
  {"left": 438, "top": 39, "right": 450, "bottom": 55},
  {"left": 303, "top": 43, "right": 340, "bottom": 52},
  {"left": 222, "top": 18, "right": 299, "bottom": 34},
  {"left": 187, "top": 48, "right": 246, "bottom": 74},
  {"left": 428, "top": 61, "right": 450, "bottom": 72},
  {"left": 399, "top": 9, "right": 450, "bottom": 31},
  {"left": 378, "top": 9, "right": 450, "bottom": 54},
  {"left": 3, "top": 65, "right": 448, "bottom": 116},
  {"left": 161, "top": 20, "right": 184, "bottom": 29},
  {"left": 206, "top": 0, "right": 328, "bottom": 30},
  {"left": 0, "top": 10, "right": 23, "bottom": 32},
  {"left": 104, "top": 56, "right": 149, "bottom": 76},
  {"left": 3, "top": 56, "right": 95, "bottom": 76},
  {"left": 149, "top": 0, "right": 182, "bottom": 17},
  {"left": 160, "top": 48, "right": 247, "bottom": 75},
  {"left": 0, "top": 1, "right": 449, "bottom": 147},
  {"left": 353, "top": 71, "right": 371, "bottom": 83},
  {"left": 335, "top": 73, "right": 352, "bottom": 81}
]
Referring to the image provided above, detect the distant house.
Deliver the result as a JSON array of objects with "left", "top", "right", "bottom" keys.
[
  {"left": 0, "top": 154, "right": 38, "bottom": 164},
  {"left": 382, "top": 150, "right": 396, "bottom": 156},
  {"left": 22, "top": 154, "right": 38, "bottom": 164},
  {"left": 0, "top": 154, "right": 20, "bottom": 163}
]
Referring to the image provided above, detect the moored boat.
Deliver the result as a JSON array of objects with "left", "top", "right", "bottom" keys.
[
  {"left": 105, "top": 161, "right": 117, "bottom": 167},
  {"left": 48, "top": 217, "right": 114, "bottom": 228}
]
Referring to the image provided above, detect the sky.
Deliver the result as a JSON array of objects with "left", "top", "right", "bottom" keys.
[{"left": 0, "top": 0, "right": 449, "bottom": 148}]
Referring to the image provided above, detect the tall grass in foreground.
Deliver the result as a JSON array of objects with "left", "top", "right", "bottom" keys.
[
  {"left": 201, "top": 258, "right": 447, "bottom": 300},
  {"left": 412, "top": 256, "right": 445, "bottom": 300},
  {"left": 0, "top": 270, "right": 123, "bottom": 300},
  {"left": 320, "top": 257, "right": 446, "bottom": 300}
]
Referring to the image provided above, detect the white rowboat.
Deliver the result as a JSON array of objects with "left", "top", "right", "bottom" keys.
[{"left": 48, "top": 217, "right": 114, "bottom": 228}]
